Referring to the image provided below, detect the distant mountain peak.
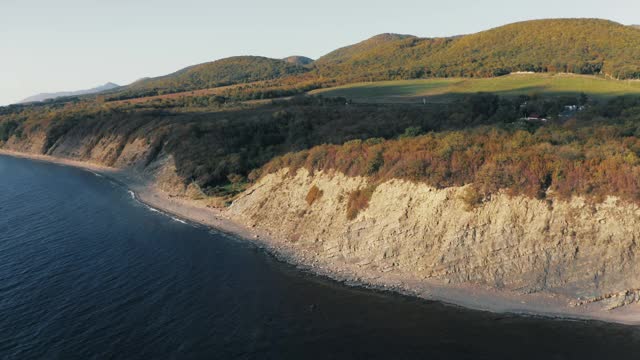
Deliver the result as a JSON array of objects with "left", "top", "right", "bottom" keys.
[
  {"left": 19, "top": 82, "right": 120, "bottom": 104},
  {"left": 367, "top": 33, "right": 415, "bottom": 42},
  {"left": 283, "top": 56, "right": 314, "bottom": 66}
]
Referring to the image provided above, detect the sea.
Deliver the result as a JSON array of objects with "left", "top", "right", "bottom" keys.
[{"left": 1, "top": 154, "right": 639, "bottom": 359}]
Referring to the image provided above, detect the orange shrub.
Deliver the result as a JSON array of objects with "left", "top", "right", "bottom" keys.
[
  {"left": 346, "top": 186, "right": 377, "bottom": 220},
  {"left": 262, "top": 124, "right": 640, "bottom": 205},
  {"left": 306, "top": 185, "right": 324, "bottom": 206}
]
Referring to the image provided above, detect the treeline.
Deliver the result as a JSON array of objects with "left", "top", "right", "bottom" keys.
[
  {"left": 125, "top": 95, "right": 230, "bottom": 110},
  {"left": 219, "top": 80, "right": 322, "bottom": 101}
]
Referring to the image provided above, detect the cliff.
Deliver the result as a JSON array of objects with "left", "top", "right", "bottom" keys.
[
  {"left": 229, "top": 169, "right": 640, "bottom": 311},
  {"left": 1, "top": 126, "right": 191, "bottom": 196}
]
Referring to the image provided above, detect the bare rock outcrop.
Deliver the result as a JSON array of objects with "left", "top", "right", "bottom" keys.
[{"left": 229, "top": 169, "right": 640, "bottom": 306}]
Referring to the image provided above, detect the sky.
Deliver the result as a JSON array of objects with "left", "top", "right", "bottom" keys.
[{"left": 1, "top": 0, "right": 638, "bottom": 105}]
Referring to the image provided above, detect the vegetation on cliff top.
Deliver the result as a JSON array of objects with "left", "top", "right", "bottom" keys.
[{"left": 260, "top": 96, "right": 640, "bottom": 205}]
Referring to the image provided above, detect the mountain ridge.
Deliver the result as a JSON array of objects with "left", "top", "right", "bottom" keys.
[
  {"left": 19, "top": 82, "right": 120, "bottom": 104},
  {"left": 79, "top": 18, "right": 640, "bottom": 102},
  {"left": 121, "top": 56, "right": 309, "bottom": 98},
  {"left": 314, "top": 18, "right": 640, "bottom": 81}
]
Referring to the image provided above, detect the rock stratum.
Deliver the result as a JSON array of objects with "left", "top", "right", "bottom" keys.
[
  {"left": 3, "top": 130, "right": 640, "bottom": 322},
  {"left": 230, "top": 169, "right": 640, "bottom": 312}
]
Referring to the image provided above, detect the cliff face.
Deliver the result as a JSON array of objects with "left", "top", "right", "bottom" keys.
[
  {"left": 1, "top": 128, "right": 191, "bottom": 196},
  {"left": 229, "top": 169, "right": 640, "bottom": 307},
  {"left": 3, "top": 128, "right": 148, "bottom": 168},
  {"left": 3, "top": 131, "right": 49, "bottom": 154}
]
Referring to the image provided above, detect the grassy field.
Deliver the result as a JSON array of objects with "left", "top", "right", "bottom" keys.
[{"left": 311, "top": 74, "right": 640, "bottom": 103}]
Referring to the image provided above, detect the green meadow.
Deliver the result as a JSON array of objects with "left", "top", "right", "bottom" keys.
[{"left": 312, "top": 74, "right": 640, "bottom": 103}]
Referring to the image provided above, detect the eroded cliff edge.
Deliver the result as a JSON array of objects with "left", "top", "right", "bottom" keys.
[{"left": 229, "top": 169, "right": 640, "bottom": 311}]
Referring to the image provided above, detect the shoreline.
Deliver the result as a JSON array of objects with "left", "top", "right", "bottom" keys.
[{"left": 2, "top": 149, "right": 640, "bottom": 326}]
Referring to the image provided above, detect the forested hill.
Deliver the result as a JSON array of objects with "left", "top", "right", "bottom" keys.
[
  {"left": 101, "top": 19, "right": 640, "bottom": 102},
  {"left": 116, "top": 56, "right": 310, "bottom": 99},
  {"left": 314, "top": 19, "right": 640, "bottom": 81},
  {"left": 316, "top": 33, "right": 416, "bottom": 66}
]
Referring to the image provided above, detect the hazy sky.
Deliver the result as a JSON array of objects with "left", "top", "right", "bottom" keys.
[{"left": 1, "top": 0, "right": 638, "bottom": 105}]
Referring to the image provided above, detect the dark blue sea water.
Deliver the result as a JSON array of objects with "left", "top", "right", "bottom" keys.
[{"left": 1, "top": 154, "right": 640, "bottom": 359}]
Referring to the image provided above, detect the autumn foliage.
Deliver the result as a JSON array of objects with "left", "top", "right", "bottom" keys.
[
  {"left": 262, "top": 123, "right": 640, "bottom": 205},
  {"left": 306, "top": 185, "right": 323, "bottom": 206},
  {"left": 346, "top": 186, "right": 377, "bottom": 220}
]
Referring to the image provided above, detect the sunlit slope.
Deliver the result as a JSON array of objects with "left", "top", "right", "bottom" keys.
[
  {"left": 315, "top": 19, "right": 640, "bottom": 81},
  {"left": 312, "top": 74, "right": 640, "bottom": 103},
  {"left": 121, "top": 56, "right": 309, "bottom": 97}
]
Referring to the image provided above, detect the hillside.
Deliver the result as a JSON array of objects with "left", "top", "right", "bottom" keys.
[
  {"left": 315, "top": 19, "right": 640, "bottom": 81},
  {"left": 115, "top": 56, "right": 310, "bottom": 99},
  {"left": 97, "top": 19, "right": 640, "bottom": 103},
  {"left": 20, "top": 82, "right": 120, "bottom": 103},
  {"left": 317, "top": 33, "right": 416, "bottom": 65}
]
